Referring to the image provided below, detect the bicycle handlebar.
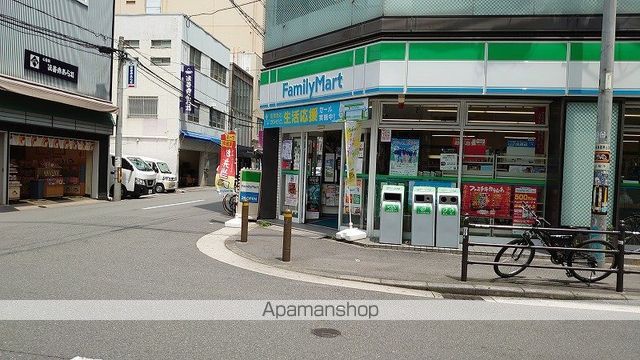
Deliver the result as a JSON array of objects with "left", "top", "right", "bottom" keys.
[{"left": 521, "top": 203, "right": 551, "bottom": 227}]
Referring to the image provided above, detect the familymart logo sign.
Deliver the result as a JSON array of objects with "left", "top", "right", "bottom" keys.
[{"left": 282, "top": 72, "right": 344, "bottom": 99}]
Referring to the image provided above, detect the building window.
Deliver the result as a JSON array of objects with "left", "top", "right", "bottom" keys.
[
  {"left": 150, "top": 57, "right": 170, "bottom": 66},
  {"left": 123, "top": 39, "right": 139, "bottom": 49},
  {"left": 128, "top": 96, "right": 158, "bottom": 118},
  {"left": 620, "top": 105, "right": 640, "bottom": 223},
  {"left": 126, "top": 1, "right": 136, "bottom": 4},
  {"left": 151, "top": 40, "right": 171, "bottom": 49},
  {"left": 185, "top": 104, "right": 200, "bottom": 123},
  {"left": 211, "top": 60, "right": 227, "bottom": 85},
  {"left": 209, "top": 108, "right": 226, "bottom": 129},
  {"left": 189, "top": 47, "right": 202, "bottom": 71},
  {"left": 146, "top": 0, "right": 161, "bottom": 14}
]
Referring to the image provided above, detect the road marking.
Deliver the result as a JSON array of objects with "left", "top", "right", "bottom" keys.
[
  {"left": 196, "top": 226, "right": 440, "bottom": 298},
  {"left": 142, "top": 200, "right": 204, "bottom": 210}
]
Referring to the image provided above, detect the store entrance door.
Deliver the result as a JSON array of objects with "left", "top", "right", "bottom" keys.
[
  {"left": 0, "top": 131, "right": 6, "bottom": 205},
  {"left": 305, "top": 130, "right": 341, "bottom": 228}
]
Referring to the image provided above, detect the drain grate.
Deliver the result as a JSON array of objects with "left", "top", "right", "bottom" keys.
[{"left": 311, "top": 328, "right": 341, "bottom": 338}]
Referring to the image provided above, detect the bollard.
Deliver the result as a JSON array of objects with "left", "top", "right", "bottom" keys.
[
  {"left": 240, "top": 201, "right": 249, "bottom": 243},
  {"left": 616, "top": 220, "right": 626, "bottom": 293},
  {"left": 282, "top": 209, "right": 292, "bottom": 262},
  {"left": 460, "top": 216, "right": 470, "bottom": 282}
]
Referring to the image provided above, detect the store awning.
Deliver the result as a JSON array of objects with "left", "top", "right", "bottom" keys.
[
  {"left": 0, "top": 75, "right": 118, "bottom": 113},
  {"left": 181, "top": 130, "right": 221, "bottom": 145}
]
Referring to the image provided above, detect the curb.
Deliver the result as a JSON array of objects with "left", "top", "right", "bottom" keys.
[
  {"left": 263, "top": 223, "right": 640, "bottom": 266},
  {"left": 226, "top": 235, "right": 640, "bottom": 301}
]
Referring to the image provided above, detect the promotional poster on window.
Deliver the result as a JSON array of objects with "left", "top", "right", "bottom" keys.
[
  {"left": 389, "top": 138, "right": 420, "bottom": 176},
  {"left": 284, "top": 174, "right": 298, "bottom": 207},
  {"left": 512, "top": 186, "right": 539, "bottom": 231},
  {"left": 462, "top": 184, "right": 512, "bottom": 219}
]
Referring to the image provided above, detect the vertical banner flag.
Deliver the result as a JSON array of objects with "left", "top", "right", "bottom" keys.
[
  {"left": 127, "top": 62, "right": 136, "bottom": 88},
  {"left": 344, "top": 120, "right": 362, "bottom": 187},
  {"left": 216, "top": 131, "right": 237, "bottom": 191},
  {"left": 181, "top": 65, "right": 195, "bottom": 114}
]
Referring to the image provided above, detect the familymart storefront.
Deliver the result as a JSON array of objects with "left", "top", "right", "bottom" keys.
[{"left": 261, "top": 40, "right": 640, "bottom": 246}]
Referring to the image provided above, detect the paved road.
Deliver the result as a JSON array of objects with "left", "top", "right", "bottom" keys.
[{"left": 0, "top": 191, "right": 638, "bottom": 359}]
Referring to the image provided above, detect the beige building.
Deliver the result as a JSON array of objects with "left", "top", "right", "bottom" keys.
[{"left": 116, "top": 0, "right": 264, "bottom": 149}]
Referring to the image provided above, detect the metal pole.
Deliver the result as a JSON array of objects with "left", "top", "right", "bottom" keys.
[
  {"left": 113, "top": 36, "right": 125, "bottom": 201},
  {"left": 282, "top": 209, "right": 292, "bottom": 262},
  {"left": 461, "top": 216, "right": 470, "bottom": 282},
  {"left": 590, "top": 0, "right": 617, "bottom": 253},
  {"left": 616, "top": 220, "right": 625, "bottom": 292},
  {"left": 240, "top": 201, "right": 249, "bottom": 242}
]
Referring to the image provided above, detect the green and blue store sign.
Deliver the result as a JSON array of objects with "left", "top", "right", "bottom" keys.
[
  {"left": 260, "top": 40, "right": 640, "bottom": 109},
  {"left": 264, "top": 98, "right": 368, "bottom": 128}
]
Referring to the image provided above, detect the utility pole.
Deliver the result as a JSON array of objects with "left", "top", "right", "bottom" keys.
[
  {"left": 114, "top": 36, "right": 126, "bottom": 201},
  {"left": 591, "top": 0, "right": 617, "bottom": 249}
]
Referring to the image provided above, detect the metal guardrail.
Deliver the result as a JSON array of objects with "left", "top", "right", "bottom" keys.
[{"left": 460, "top": 217, "right": 640, "bottom": 293}]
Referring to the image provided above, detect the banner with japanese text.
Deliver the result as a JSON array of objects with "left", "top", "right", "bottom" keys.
[
  {"left": 344, "top": 120, "right": 362, "bottom": 187},
  {"left": 216, "top": 131, "right": 237, "bottom": 192},
  {"left": 513, "top": 186, "right": 538, "bottom": 226},
  {"left": 462, "top": 184, "right": 512, "bottom": 219}
]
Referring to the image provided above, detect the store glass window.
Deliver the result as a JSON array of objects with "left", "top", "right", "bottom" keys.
[
  {"left": 620, "top": 105, "right": 640, "bottom": 221},
  {"left": 462, "top": 104, "right": 548, "bottom": 237},
  {"left": 374, "top": 129, "right": 461, "bottom": 232},
  {"left": 280, "top": 133, "right": 303, "bottom": 218}
]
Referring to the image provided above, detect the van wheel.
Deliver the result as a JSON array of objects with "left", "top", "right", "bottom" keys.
[
  {"left": 109, "top": 185, "right": 128, "bottom": 199},
  {"left": 155, "top": 183, "right": 165, "bottom": 194}
]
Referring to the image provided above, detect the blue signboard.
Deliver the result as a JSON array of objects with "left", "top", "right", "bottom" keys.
[
  {"left": 264, "top": 98, "right": 368, "bottom": 129},
  {"left": 264, "top": 101, "right": 340, "bottom": 128},
  {"left": 180, "top": 65, "right": 195, "bottom": 114},
  {"left": 127, "top": 63, "right": 136, "bottom": 88}
]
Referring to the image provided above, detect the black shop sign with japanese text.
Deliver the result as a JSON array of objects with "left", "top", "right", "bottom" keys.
[{"left": 24, "top": 50, "right": 78, "bottom": 83}]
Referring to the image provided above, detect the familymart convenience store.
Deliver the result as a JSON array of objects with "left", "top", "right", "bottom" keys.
[{"left": 262, "top": 40, "right": 640, "bottom": 244}]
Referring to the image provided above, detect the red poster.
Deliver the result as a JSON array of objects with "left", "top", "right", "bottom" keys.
[
  {"left": 462, "top": 184, "right": 512, "bottom": 219},
  {"left": 513, "top": 186, "right": 538, "bottom": 226},
  {"left": 218, "top": 131, "right": 237, "bottom": 188},
  {"left": 453, "top": 137, "right": 487, "bottom": 162}
]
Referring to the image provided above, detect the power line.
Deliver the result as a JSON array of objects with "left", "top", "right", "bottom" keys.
[
  {"left": 127, "top": 47, "right": 229, "bottom": 109},
  {"left": 8, "top": 0, "right": 113, "bottom": 41},
  {"left": 132, "top": 57, "right": 253, "bottom": 127},
  {"left": 228, "top": 0, "right": 265, "bottom": 39},
  {"left": 187, "top": 0, "right": 262, "bottom": 20},
  {"left": 0, "top": 21, "right": 111, "bottom": 59}
]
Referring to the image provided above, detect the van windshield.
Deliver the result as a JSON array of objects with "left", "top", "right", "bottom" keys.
[
  {"left": 128, "top": 157, "right": 152, "bottom": 171},
  {"left": 157, "top": 162, "right": 172, "bottom": 174}
]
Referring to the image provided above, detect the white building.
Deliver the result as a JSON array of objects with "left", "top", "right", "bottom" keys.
[{"left": 113, "top": 14, "right": 230, "bottom": 188}]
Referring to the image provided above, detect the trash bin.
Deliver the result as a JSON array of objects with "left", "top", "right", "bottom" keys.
[
  {"left": 379, "top": 184, "right": 405, "bottom": 245},
  {"left": 411, "top": 186, "right": 436, "bottom": 246},
  {"left": 436, "top": 187, "right": 460, "bottom": 248}
]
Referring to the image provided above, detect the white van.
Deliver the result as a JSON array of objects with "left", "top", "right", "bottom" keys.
[
  {"left": 141, "top": 157, "right": 177, "bottom": 193},
  {"left": 109, "top": 155, "right": 157, "bottom": 199}
]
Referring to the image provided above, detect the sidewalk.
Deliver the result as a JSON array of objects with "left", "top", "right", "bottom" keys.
[{"left": 227, "top": 225, "right": 640, "bottom": 300}]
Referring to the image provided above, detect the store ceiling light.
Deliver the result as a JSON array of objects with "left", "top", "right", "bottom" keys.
[
  {"left": 469, "top": 120, "right": 535, "bottom": 124},
  {"left": 625, "top": 114, "right": 640, "bottom": 118},
  {"left": 426, "top": 109, "right": 458, "bottom": 113},
  {"left": 468, "top": 110, "right": 535, "bottom": 115}
]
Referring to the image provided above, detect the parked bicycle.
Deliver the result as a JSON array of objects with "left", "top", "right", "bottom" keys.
[
  {"left": 623, "top": 214, "right": 640, "bottom": 247},
  {"left": 493, "top": 204, "right": 617, "bottom": 283},
  {"left": 218, "top": 178, "right": 239, "bottom": 216}
]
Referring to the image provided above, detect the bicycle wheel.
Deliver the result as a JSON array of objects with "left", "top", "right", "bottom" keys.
[
  {"left": 567, "top": 239, "right": 616, "bottom": 283},
  {"left": 624, "top": 215, "right": 640, "bottom": 246},
  {"left": 493, "top": 238, "right": 535, "bottom": 278},
  {"left": 222, "top": 193, "right": 234, "bottom": 216}
]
